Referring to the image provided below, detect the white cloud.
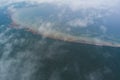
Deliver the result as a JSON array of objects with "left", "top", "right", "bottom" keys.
[
  {"left": 100, "top": 25, "right": 107, "bottom": 33},
  {"left": 38, "top": 22, "right": 55, "bottom": 35},
  {"left": 67, "top": 18, "right": 92, "bottom": 28},
  {"left": 0, "top": 28, "right": 12, "bottom": 44},
  {"left": 0, "top": 0, "right": 119, "bottom": 11},
  {"left": 29, "top": 0, "right": 119, "bottom": 10}
]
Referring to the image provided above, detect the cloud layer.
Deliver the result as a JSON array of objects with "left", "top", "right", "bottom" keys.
[{"left": 0, "top": 0, "right": 119, "bottom": 11}]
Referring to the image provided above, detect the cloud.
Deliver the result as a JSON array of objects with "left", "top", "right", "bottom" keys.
[
  {"left": 0, "top": 25, "right": 48, "bottom": 80},
  {"left": 0, "top": 0, "right": 119, "bottom": 11},
  {"left": 5, "top": 0, "right": 120, "bottom": 31},
  {"left": 100, "top": 25, "right": 107, "bottom": 33},
  {"left": 38, "top": 22, "right": 54, "bottom": 33},
  {"left": 28, "top": 0, "right": 119, "bottom": 10},
  {"left": 67, "top": 18, "right": 93, "bottom": 28}
]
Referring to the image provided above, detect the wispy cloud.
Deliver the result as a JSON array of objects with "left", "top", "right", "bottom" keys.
[
  {"left": 0, "top": 0, "right": 119, "bottom": 10},
  {"left": 67, "top": 18, "right": 93, "bottom": 28}
]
